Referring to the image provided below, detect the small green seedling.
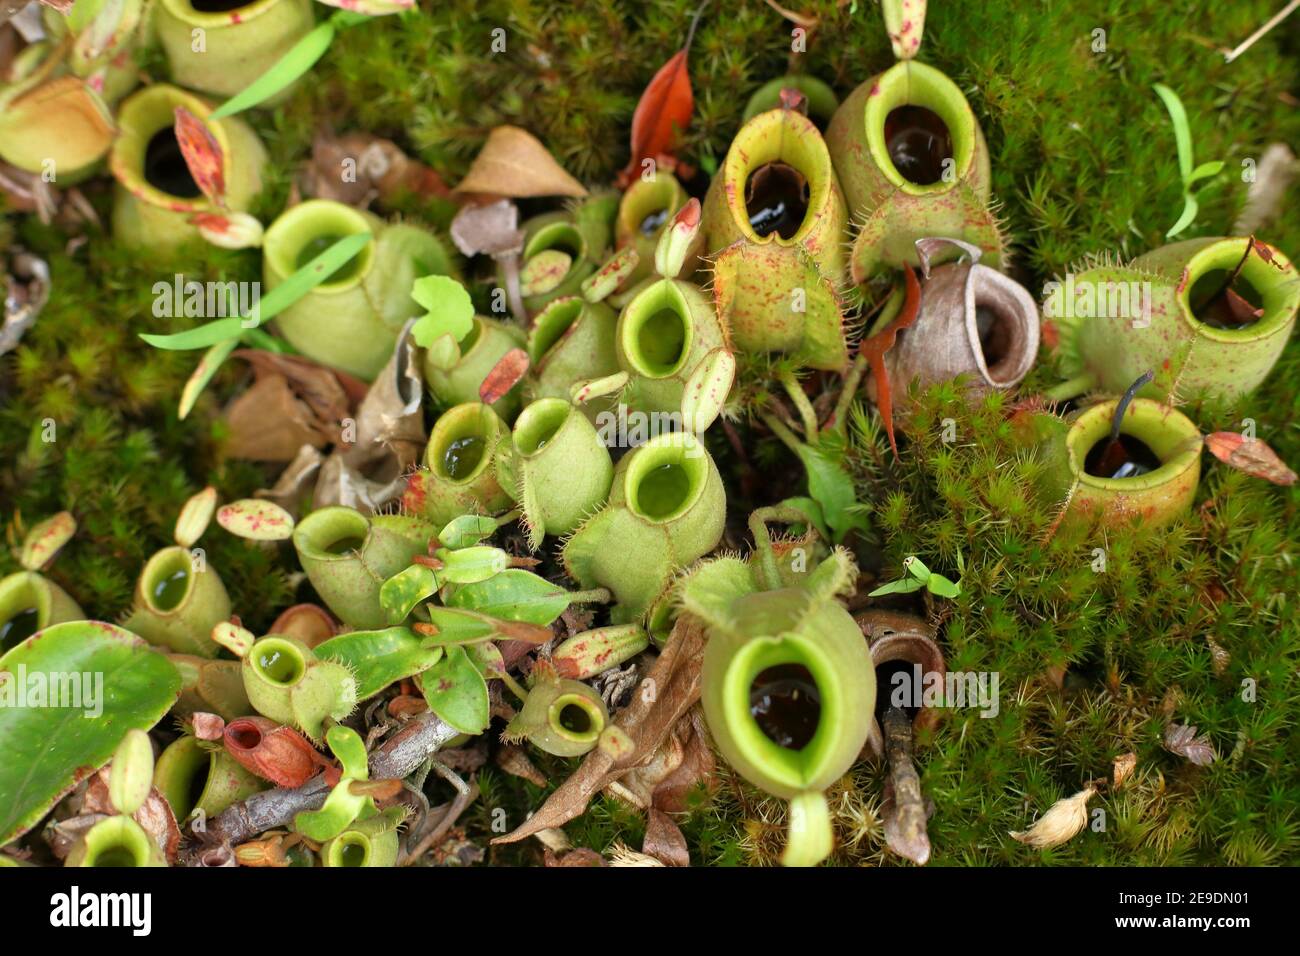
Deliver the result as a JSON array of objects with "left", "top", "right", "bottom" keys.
[{"left": 869, "top": 554, "right": 962, "bottom": 599}]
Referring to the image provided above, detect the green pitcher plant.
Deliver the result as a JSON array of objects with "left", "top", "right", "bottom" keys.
[
  {"left": 1044, "top": 237, "right": 1300, "bottom": 403},
  {"left": 0, "top": 512, "right": 83, "bottom": 655},
  {"left": 680, "top": 506, "right": 875, "bottom": 866}
]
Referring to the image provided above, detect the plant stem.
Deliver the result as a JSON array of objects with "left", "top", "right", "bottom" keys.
[
  {"left": 778, "top": 368, "right": 819, "bottom": 441},
  {"left": 826, "top": 352, "right": 870, "bottom": 435},
  {"left": 759, "top": 409, "right": 806, "bottom": 457},
  {"left": 1044, "top": 373, "right": 1096, "bottom": 402}
]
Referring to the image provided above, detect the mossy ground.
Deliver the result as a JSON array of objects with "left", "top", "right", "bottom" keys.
[{"left": 2, "top": 1, "right": 1298, "bottom": 865}]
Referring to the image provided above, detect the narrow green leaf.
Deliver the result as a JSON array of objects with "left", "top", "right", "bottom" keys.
[
  {"left": 1186, "top": 160, "right": 1225, "bottom": 184},
  {"left": 794, "top": 439, "right": 866, "bottom": 543},
  {"left": 867, "top": 577, "right": 924, "bottom": 597},
  {"left": 902, "top": 555, "right": 931, "bottom": 581},
  {"left": 1166, "top": 193, "right": 1199, "bottom": 239},
  {"left": 210, "top": 21, "right": 337, "bottom": 119},
  {"left": 926, "top": 573, "right": 962, "bottom": 599},
  {"left": 1153, "top": 83, "right": 1193, "bottom": 180},
  {"left": 141, "top": 232, "right": 371, "bottom": 350}
]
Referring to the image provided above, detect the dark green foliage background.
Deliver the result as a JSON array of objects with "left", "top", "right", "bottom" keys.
[{"left": 2, "top": 1, "right": 1298, "bottom": 864}]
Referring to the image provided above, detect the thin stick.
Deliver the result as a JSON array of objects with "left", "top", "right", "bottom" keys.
[
  {"left": 1223, "top": 0, "right": 1299, "bottom": 63},
  {"left": 758, "top": 409, "right": 806, "bottom": 457}
]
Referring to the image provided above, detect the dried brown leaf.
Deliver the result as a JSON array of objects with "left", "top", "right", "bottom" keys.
[
  {"left": 1204, "top": 432, "right": 1297, "bottom": 485},
  {"left": 453, "top": 125, "right": 587, "bottom": 199},
  {"left": 1112, "top": 752, "right": 1137, "bottom": 789},
  {"left": 643, "top": 808, "right": 689, "bottom": 866},
  {"left": 83, "top": 770, "right": 182, "bottom": 865},
  {"left": 1163, "top": 722, "right": 1216, "bottom": 766},
  {"left": 1009, "top": 787, "right": 1095, "bottom": 850}
]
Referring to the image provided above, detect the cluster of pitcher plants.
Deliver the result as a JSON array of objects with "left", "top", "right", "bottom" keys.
[{"left": 2, "top": 0, "right": 1298, "bottom": 868}]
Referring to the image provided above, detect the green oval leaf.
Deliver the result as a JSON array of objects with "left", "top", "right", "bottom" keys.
[
  {"left": 314, "top": 627, "right": 443, "bottom": 700},
  {"left": 0, "top": 621, "right": 181, "bottom": 845},
  {"left": 438, "top": 514, "right": 499, "bottom": 550},
  {"left": 419, "top": 645, "right": 489, "bottom": 735},
  {"left": 436, "top": 546, "right": 509, "bottom": 584},
  {"left": 445, "top": 568, "right": 570, "bottom": 625}
]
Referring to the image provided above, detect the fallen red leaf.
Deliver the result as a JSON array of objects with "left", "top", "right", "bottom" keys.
[
  {"left": 479, "top": 347, "right": 530, "bottom": 405},
  {"left": 1204, "top": 432, "right": 1297, "bottom": 485},
  {"left": 619, "top": 48, "right": 694, "bottom": 187},
  {"left": 859, "top": 264, "right": 922, "bottom": 459}
]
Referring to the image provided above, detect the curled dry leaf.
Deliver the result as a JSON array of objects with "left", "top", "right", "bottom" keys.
[
  {"left": 174, "top": 486, "right": 217, "bottom": 549},
  {"left": 860, "top": 264, "right": 922, "bottom": 459},
  {"left": 479, "top": 348, "right": 530, "bottom": 406},
  {"left": 1204, "top": 432, "right": 1297, "bottom": 485},
  {"left": 494, "top": 743, "right": 547, "bottom": 787},
  {"left": 1112, "top": 752, "right": 1137, "bottom": 789},
  {"left": 1009, "top": 787, "right": 1095, "bottom": 849},
  {"left": 453, "top": 126, "right": 586, "bottom": 199},
  {"left": 217, "top": 499, "right": 296, "bottom": 541},
  {"left": 300, "top": 130, "right": 450, "bottom": 209},
  {"left": 1163, "top": 722, "right": 1216, "bottom": 766},
  {"left": 82, "top": 769, "right": 182, "bottom": 865},
  {"left": 2, "top": 250, "right": 50, "bottom": 357},
  {"left": 494, "top": 617, "right": 708, "bottom": 844},
  {"left": 1233, "top": 143, "right": 1297, "bottom": 235},
  {"left": 643, "top": 807, "right": 689, "bottom": 866},
  {"left": 607, "top": 842, "right": 663, "bottom": 866},
  {"left": 618, "top": 48, "right": 693, "bottom": 187},
  {"left": 19, "top": 510, "right": 76, "bottom": 572}
]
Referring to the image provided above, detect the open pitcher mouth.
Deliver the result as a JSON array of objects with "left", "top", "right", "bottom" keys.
[
  {"left": 619, "top": 174, "right": 685, "bottom": 241},
  {"left": 1068, "top": 400, "right": 1201, "bottom": 491},
  {"left": 625, "top": 434, "right": 709, "bottom": 522},
  {"left": 427, "top": 404, "right": 505, "bottom": 484},
  {"left": 155, "top": 736, "right": 214, "bottom": 821},
  {"left": 724, "top": 109, "right": 831, "bottom": 245},
  {"left": 520, "top": 221, "right": 586, "bottom": 297},
  {"left": 162, "top": 0, "right": 278, "bottom": 22},
  {"left": 111, "top": 85, "right": 229, "bottom": 211},
  {"left": 328, "top": 830, "right": 373, "bottom": 867},
  {"left": 722, "top": 633, "right": 837, "bottom": 792},
  {"left": 864, "top": 61, "right": 975, "bottom": 194},
  {"left": 293, "top": 506, "right": 372, "bottom": 560},
  {"left": 140, "top": 547, "right": 195, "bottom": 615},
  {"left": 547, "top": 692, "right": 605, "bottom": 745},
  {"left": 513, "top": 398, "right": 570, "bottom": 456},
  {"left": 79, "top": 817, "right": 154, "bottom": 868},
  {"left": 250, "top": 636, "right": 307, "bottom": 687},
  {"left": 0, "top": 574, "right": 48, "bottom": 653},
  {"left": 619, "top": 281, "right": 693, "bottom": 379},
  {"left": 264, "top": 200, "right": 374, "bottom": 291},
  {"left": 529, "top": 298, "right": 585, "bottom": 365},
  {"left": 1180, "top": 239, "right": 1296, "bottom": 339}
]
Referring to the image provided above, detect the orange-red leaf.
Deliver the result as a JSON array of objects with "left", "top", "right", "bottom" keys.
[
  {"left": 620, "top": 49, "right": 693, "bottom": 186},
  {"left": 479, "top": 347, "right": 530, "bottom": 405},
  {"left": 860, "top": 265, "right": 922, "bottom": 460},
  {"left": 1204, "top": 432, "right": 1297, "bottom": 485},
  {"left": 173, "top": 106, "right": 225, "bottom": 206}
]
